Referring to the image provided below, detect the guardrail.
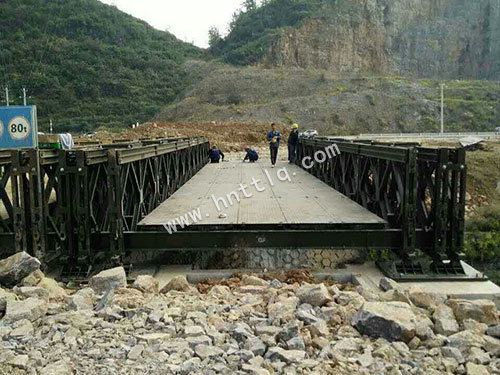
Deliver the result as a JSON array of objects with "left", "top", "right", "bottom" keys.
[
  {"left": 297, "top": 137, "right": 467, "bottom": 279},
  {"left": 0, "top": 137, "right": 209, "bottom": 269},
  {"left": 344, "top": 132, "right": 500, "bottom": 140}
]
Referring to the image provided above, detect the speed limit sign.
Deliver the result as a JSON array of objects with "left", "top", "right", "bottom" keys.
[{"left": 0, "top": 106, "right": 38, "bottom": 149}]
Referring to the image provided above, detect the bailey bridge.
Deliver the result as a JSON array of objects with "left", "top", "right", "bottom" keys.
[{"left": 0, "top": 136, "right": 471, "bottom": 281}]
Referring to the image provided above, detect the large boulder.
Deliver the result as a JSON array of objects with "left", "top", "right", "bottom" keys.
[
  {"left": 264, "top": 347, "right": 306, "bottom": 364},
  {"left": 160, "top": 275, "right": 195, "bottom": 293},
  {"left": 379, "top": 277, "right": 399, "bottom": 292},
  {"left": 39, "top": 360, "right": 74, "bottom": 375},
  {"left": 132, "top": 275, "right": 159, "bottom": 293},
  {"left": 89, "top": 267, "right": 127, "bottom": 294},
  {"left": 66, "top": 289, "right": 94, "bottom": 311},
  {"left": 352, "top": 302, "right": 417, "bottom": 343},
  {"left": 13, "top": 286, "right": 50, "bottom": 300},
  {"left": 242, "top": 275, "right": 268, "bottom": 287},
  {"left": 268, "top": 296, "right": 299, "bottom": 320},
  {"left": 296, "top": 283, "right": 332, "bottom": 307},
  {"left": 194, "top": 344, "right": 224, "bottom": 359},
  {"left": 465, "top": 362, "right": 490, "bottom": 375},
  {"left": 0, "top": 252, "right": 41, "bottom": 287},
  {"left": 0, "top": 288, "right": 17, "bottom": 312},
  {"left": 407, "top": 286, "right": 438, "bottom": 310},
  {"left": 433, "top": 304, "right": 459, "bottom": 336},
  {"left": 3, "top": 297, "right": 47, "bottom": 323},
  {"left": 38, "top": 277, "right": 67, "bottom": 300},
  {"left": 446, "top": 299, "right": 499, "bottom": 326},
  {"left": 487, "top": 324, "right": 500, "bottom": 338},
  {"left": 20, "top": 269, "right": 45, "bottom": 286},
  {"left": 379, "top": 289, "right": 412, "bottom": 305},
  {"left": 9, "top": 319, "right": 34, "bottom": 338}
]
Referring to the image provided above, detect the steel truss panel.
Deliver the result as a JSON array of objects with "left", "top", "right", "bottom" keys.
[
  {"left": 296, "top": 138, "right": 468, "bottom": 279},
  {"left": 0, "top": 137, "right": 210, "bottom": 268},
  {"left": 0, "top": 135, "right": 468, "bottom": 281}
]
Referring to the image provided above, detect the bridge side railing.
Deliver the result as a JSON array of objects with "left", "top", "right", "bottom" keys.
[
  {"left": 0, "top": 151, "right": 15, "bottom": 256},
  {"left": 297, "top": 137, "right": 466, "bottom": 275},
  {"left": 416, "top": 147, "right": 466, "bottom": 267},
  {"left": 0, "top": 137, "right": 210, "bottom": 270},
  {"left": 297, "top": 138, "right": 417, "bottom": 264}
]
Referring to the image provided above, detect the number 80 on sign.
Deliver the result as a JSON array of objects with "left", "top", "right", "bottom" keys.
[{"left": 8, "top": 116, "right": 30, "bottom": 140}]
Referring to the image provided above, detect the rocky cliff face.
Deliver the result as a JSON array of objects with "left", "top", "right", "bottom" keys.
[{"left": 265, "top": 0, "right": 500, "bottom": 79}]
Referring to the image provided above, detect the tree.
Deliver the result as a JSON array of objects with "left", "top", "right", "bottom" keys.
[
  {"left": 208, "top": 26, "right": 222, "bottom": 51},
  {"left": 242, "top": 0, "right": 257, "bottom": 12}
]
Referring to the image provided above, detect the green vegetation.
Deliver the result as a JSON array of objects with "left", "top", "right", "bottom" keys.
[
  {"left": 424, "top": 80, "right": 500, "bottom": 132},
  {"left": 0, "top": 0, "right": 201, "bottom": 132},
  {"left": 209, "top": 0, "right": 326, "bottom": 65},
  {"left": 463, "top": 143, "right": 500, "bottom": 283},
  {"left": 158, "top": 64, "right": 500, "bottom": 134},
  {"left": 465, "top": 204, "right": 500, "bottom": 284}
]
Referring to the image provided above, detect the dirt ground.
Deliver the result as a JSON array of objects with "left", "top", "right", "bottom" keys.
[
  {"left": 96, "top": 121, "right": 293, "bottom": 152},
  {"left": 196, "top": 269, "right": 356, "bottom": 294}
]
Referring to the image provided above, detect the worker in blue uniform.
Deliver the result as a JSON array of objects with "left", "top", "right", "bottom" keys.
[
  {"left": 243, "top": 146, "right": 259, "bottom": 163},
  {"left": 266, "top": 123, "right": 281, "bottom": 167},
  {"left": 209, "top": 145, "right": 225, "bottom": 163}
]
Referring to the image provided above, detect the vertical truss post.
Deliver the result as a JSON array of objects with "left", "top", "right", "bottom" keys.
[
  {"left": 433, "top": 149, "right": 449, "bottom": 259},
  {"left": 108, "top": 150, "right": 124, "bottom": 263},
  {"left": 447, "top": 148, "right": 466, "bottom": 263},
  {"left": 74, "top": 150, "right": 91, "bottom": 263},
  {"left": 40, "top": 161, "right": 62, "bottom": 262},
  {"left": 57, "top": 150, "right": 76, "bottom": 265},
  {"left": 0, "top": 163, "right": 14, "bottom": 235},
  {"left": 26, "top": 149, "right": 45, "bottom": 263},
  {"left": 405, "top": 148, "right": 417, "bottom": 255},
  {"left": 10, "top": 150, "right": 29, "bottom": 253},
  {"left": 456, "top": 148, "right": 466, "bottom": 255}
]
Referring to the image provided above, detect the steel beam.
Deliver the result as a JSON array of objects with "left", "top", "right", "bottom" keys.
[{"left": 85, "top": 229, "right": 434, "bottom": 252}]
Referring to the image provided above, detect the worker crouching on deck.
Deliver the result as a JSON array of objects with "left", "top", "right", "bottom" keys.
[
  {"left": 243, "top": 146, "right": 259, "bottom": 163},
  {"left": 288, "top": 123, "right": 299, "bottom": 163},
  {"left": 209, "top": 145, "right": 225, "bottom": 163},
  {"left": 266, "top": 123, "right": 281, "bottom": 168}
]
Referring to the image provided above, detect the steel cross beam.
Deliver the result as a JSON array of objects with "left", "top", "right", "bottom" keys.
[{"left": 87, "top": 229, "right": 427, "bottom": 251}]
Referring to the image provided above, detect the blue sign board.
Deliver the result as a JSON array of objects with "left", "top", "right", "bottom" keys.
[{"left": 0, "top": 106, "right": 38, "bottom": 149}]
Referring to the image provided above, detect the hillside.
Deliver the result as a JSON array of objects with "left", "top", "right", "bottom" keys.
[
  {"left": 156, "top": 62, "right": 500, "bottom": 134},
  {"left": 0, "top": 0, "right": 201, "bottom": 132},
  {"left": 212, "top": 0, "right": 500, "bottom": 80}
]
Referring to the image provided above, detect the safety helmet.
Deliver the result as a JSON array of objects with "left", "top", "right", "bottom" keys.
[{"left": 292, "top": 124, "right": 299, "bottom": 129}]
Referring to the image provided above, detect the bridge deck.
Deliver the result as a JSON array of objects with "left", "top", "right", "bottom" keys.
[{"left": 139, "top": 161, "right": 385, "bottom": 228}]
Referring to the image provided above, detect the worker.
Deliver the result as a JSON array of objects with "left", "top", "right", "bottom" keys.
[
  {"left": 288, "top": 123, "right": 299, "bottom": 163},
  {"left": 208, "top": 145, "right": 225, "bottom": 163},
  {"left": 266, "top": 123, "right": 281, "bottom": 168},
  {"left": 243, "top": 146, "right": 259, "bottom": 163}
]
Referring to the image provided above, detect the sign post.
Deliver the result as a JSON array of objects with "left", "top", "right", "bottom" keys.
[
  {"left": 0, "top": 105, "right": 41, "bottom": 256},
  {"left": 0, "top": 105, "right": 38, "bottom": 149}
]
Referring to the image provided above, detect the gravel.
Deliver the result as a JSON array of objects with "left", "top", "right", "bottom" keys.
[{"left": 0, "top": 266, "right": 499, "bottom": 375}]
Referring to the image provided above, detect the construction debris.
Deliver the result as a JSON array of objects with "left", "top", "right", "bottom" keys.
[{"left": 460, "top": 136, "right": 486, "bottom": 151}]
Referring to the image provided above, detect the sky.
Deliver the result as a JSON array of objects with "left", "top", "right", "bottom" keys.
[{"left": 99, "top": 0, "right": 251, "bottom": 48}]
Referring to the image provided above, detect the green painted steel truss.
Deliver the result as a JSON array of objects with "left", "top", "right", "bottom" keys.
[{"left": 0, "top": 136, "right": 469, "bottom": 280}]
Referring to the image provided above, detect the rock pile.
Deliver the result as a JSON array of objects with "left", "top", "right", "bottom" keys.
[{"left": 0, "top": 253, "right": 499, "bottom": 375}]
